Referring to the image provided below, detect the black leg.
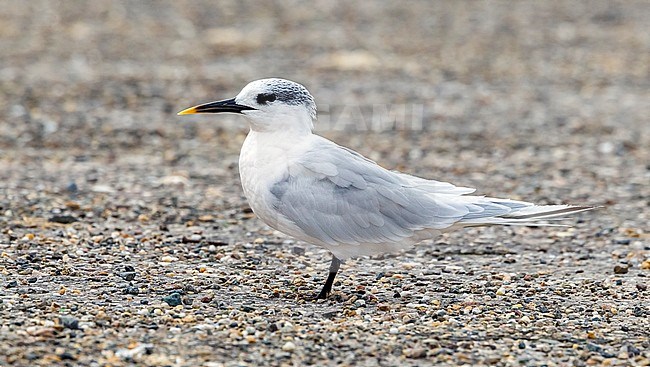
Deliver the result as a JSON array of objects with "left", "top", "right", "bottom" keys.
[{"left": 314, "top": 255, "right": 341, "bottom": 300}]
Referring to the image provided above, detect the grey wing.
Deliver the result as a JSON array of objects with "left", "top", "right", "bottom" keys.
[{"left": 269, "top": 140, "right": 490, "bottom": 252}]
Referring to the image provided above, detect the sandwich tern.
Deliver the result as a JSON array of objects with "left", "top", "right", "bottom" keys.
[{"left": 178, "top": 78, "right": 595, "bottom": 299}]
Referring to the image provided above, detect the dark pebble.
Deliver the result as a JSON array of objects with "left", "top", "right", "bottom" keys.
[
  {"left": 291, "top": 246, "right": 305, "bottom": 256},
  {"left": 6, "top": 280, "right": 18, "bottom": 288},
  {"left": 614, "top": 238, "right": 631, "bottom": 245},
  {"left": 322, "top": 310, "right": 339, "bottom": 319},
  {"left": 27, "top": 277, "right": 37, "bottom": 283},
  {"left": 181, "top": 236, "right": 201, "bottom": 244},
  {"left": 518, "top": 341, "right": 526, "bottom": 349},
  {"left": 633, "top": 307, "right": 644, "bottom": 317},
  {"left": 120, "top": 272, "right": 136, "bottom": 281},
  {"left": 595, "top": 227, "right": 615, "bottom": 237},
  {"left": 182, "top": 284, "right": 197, "bottom": 293},
  {"left": 241, "top": 305, "right": 255, "bottom": 312},
  {"left": 636, "top": 283, "right": 647, "bottom": 291},
  {"left": 432, "top": 348, "right": 453, "bottom": 356},
  {"left": 586, "top": 343, "right": 601, "bottom": 352},
  {"left": 140, "top": 299, "right": 148, "bottom": 305},
  {"left": 623, "top": 343, "right": 641, "bottom": 356},
  {"left": 538, "top": 305, "right": 549, "bottom": 313},
  {"left": 162, "top": 292, "right": 183, "bottom": 307},
  {"left": 246, "top": 257, "right": 261, "bottom": 266},
  {"left": 124, "top": 286, "right": 139, "bottom": 295},
  {"left": 376, "top": 272, "right": 385, "bottom": 280},
  {"left": 613, "top": 265, "right": 628, "bottom": 274},
  {"left": 200, "top": 295, "right": 213, "bottom": 303},
  {"left": 26, "top": 287, "right": 47, "bottom": 294},
  {"left": 205, "top": 239, "right": 228, "bottom": 246},
  {"left": 59, "top": 315, "right": 79, "bottom": 330},
  {"left": 66, "top": 182, "right": 78, "bottom": 193},
  {"left": 59, "top": 352, "right": 76, "bottom": 361},
  {"left": 600, "top": 350, "right": 616, "bottom": 358},
  {"left": 49, "top": 215, "right": 78, "bottom": 224}
]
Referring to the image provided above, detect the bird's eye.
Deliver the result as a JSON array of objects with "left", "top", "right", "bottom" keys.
[{"left": 256, "top": 93, "right": 277, "bottom": 105}]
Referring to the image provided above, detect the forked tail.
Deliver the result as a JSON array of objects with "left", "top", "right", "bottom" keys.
[{"left": 459, "top": 199, "right": 598, "bottom": 227}]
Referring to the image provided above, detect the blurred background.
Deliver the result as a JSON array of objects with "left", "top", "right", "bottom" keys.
[
  {"left": 1, "top": 2, "right": 649, "bottom": 366},
  {"left": 1, "top": 0, "right": 648, "bottom": 219}
]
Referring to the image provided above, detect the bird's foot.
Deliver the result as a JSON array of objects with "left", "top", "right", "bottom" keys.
[
  {"left": 311, "top": 256, "right": 340, "bottom": 301},
  {"left": 312, "top": 287, "right": 331, "bottom": 301}
]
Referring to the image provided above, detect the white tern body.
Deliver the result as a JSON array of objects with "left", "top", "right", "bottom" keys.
[{"left": 179, "top": 78, "right": 594, "bottom": 297}]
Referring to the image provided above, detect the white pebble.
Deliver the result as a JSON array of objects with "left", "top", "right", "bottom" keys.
[
  {"left": 280, "top": 322, "right": 294, "bottom": 332},
  {"left": 282, "top": 341, "right": 296, "bottom": 352}
]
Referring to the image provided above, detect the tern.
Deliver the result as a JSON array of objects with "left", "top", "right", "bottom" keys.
[{"left": 178, "top": 78, "right": 595, "bottom": 300}]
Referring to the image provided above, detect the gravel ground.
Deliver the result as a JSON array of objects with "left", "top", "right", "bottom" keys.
[{"left": 1, "top": 1, "right": 649, "bottom": 366}]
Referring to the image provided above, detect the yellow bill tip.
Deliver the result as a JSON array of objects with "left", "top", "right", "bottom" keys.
[{"left": 177, "top": 106, "right": 198, "bottom": 116}]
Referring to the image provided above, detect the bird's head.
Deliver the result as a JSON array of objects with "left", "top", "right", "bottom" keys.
[{"left": 178, "top": 78, "right": 317, "bottom": 133}]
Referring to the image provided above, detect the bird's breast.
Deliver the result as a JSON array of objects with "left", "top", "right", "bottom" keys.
[{"left": 238, "top": 132, "right": 304, "bottom": 225}]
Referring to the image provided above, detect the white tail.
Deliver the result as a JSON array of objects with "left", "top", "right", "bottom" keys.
[{"left": 459, "top": 200, "right": 598, "bottom": 227}]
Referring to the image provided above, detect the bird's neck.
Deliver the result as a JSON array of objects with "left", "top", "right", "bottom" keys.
[
  {"left": 244, "top": 128, "right": 313, "bottom": 149},
  {"left": 246, "top": 110, "right": 314, "bottom": 134}
]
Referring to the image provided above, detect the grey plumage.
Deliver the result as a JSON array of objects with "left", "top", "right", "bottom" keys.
[
  {"left": 265, "top": 135, "right": 592, "bottom": 259},
  {"left": 179, "top": 77, "right": 597, "bottom": 297}
]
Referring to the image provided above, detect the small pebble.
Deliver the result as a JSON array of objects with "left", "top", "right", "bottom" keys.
[
  {"left": 49, "top": 215, "right": 78, "bottom": 224},
  {"left": 613, "top": 265, "right": 628, "bottom": 274},
  {"left": 119, "top": 272, "right": 136, "bottom": 281},
  {"left": 282, "top": 341, "right": 296, "bottom": 352},
  {"left": 123, "top": 286, "right": 139, "bottom": 295},
  {"left": 59, "top": 316, "right": 79, "bottom": 330},
  {"left": 59, "top": 352, "right": 76, "bottom": 361},
  {"left": 162, "top": 293, "right": 183, "bottom": 307},
  {"left": 291, "top": 246, "right": 305, "bottom": 256},
  {"left": 405, "top": 347, "right": 427, "bottom": 358}
]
